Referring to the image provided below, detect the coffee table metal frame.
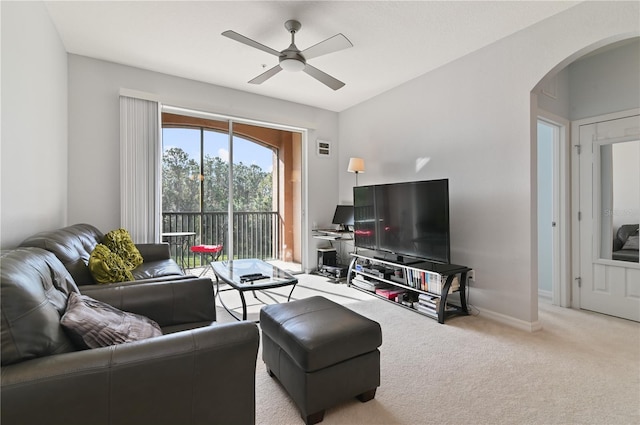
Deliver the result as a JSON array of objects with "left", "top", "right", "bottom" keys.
[{"left": 211, "top": 259, "right": 298, "bottom": 321}]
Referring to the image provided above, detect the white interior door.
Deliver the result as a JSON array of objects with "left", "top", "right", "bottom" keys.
[
  {"left": 537, "top": 119, "right": 560, "bottom": 302},
  {"left": 575, "top": 111, "right": 640, "bottom": 321},
  {"left": 538, "top": 110, "right": 571, "bottom": 308}
]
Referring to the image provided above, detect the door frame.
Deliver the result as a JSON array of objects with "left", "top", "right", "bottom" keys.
[
  {"left": 537, "top": 110, "right": 571, "bottom": 307},
  {"left": 161, "top": 104, "right": 308, "bottom": 270}
]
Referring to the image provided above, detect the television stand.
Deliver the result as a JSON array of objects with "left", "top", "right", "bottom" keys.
[{"left": 347, "top": 253, "right": 472, "bottom": 324}]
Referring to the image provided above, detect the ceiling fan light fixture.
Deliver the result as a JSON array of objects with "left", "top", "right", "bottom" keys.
[
  {"left": 280, "top": 57, "right": 305, "bottom": 72},
  {"left": 223, "top": 19, "right": 352, "bottom": 89}
]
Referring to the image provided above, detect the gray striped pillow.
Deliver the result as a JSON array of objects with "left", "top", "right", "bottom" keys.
[{"left": 61, "top": 292, "right": 162, "bottom": 349}]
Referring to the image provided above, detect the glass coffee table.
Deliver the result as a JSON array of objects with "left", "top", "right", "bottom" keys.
[{"left": 211, "top": 259, "right": 298, "bottom": 321}]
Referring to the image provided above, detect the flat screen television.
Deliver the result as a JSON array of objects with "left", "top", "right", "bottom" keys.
[
  {"left": 353, "top": 179, "right": 450, "bottom": 264},
  {"left": 332, "top": 205, "right": 354, "bottom": 231}
]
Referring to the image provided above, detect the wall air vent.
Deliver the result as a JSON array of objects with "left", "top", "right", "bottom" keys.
[{"left": 316, "top": 139, "right": 332, "bottom": 157}]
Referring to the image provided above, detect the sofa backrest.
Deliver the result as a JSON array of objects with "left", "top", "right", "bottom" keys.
[
  {"left": 19, "top": 223, "right": 104, "bottom": 285},
  {"left": 616, "top": 224, "right": 639, "bottom": 245},
  {"left": 1, "top": 247, "right": 79, "bottom": 365}
]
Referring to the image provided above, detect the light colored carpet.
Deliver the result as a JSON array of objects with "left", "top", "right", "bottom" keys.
[{"left": 212, "top": 273, "right": 639, "bottom": 425}]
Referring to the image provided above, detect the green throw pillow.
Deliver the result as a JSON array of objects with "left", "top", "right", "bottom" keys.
[
  {"left": 89, "top": 244, "right": 134, "bottom": 284},
  {"left": 103, "top": 228, "right": 143, "bottom": 270}
]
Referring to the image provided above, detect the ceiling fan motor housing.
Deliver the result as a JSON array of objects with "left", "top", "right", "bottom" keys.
[{"left": 280, "top": 49, "right": 306, "bottom": 72}]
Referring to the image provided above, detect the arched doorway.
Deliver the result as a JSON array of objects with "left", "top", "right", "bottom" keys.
[{"left": 531, "top": 36, "right": 640, "bottom": 320}]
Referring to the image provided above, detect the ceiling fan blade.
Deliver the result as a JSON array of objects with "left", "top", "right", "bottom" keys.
[
  {"left": 248, "top": 65, "right": 283, "bottom": 84},
  {"left": 301, "top": 33, "right": 353, "bottom": 60},
  {"left": 222, "top": 30, "right": 282, "bottom": 56},
  {"left": 303, "top": 64, "right": 345, "bottom": 90}
]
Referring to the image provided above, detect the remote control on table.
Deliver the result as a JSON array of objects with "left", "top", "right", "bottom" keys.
[{"left": 240, "top": 273, "right": 269, "bottom": 282}]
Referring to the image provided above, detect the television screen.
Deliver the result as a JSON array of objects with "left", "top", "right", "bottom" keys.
[
  {"left": 332, "top": 205, "right": 354, "bottom": 227},
  {"left": 353, "top": 179, "right": 450, "bottom": 264}
]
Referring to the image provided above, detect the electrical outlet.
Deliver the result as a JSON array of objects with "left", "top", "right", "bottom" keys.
[{"left": 468, "top": 270, "right": 476, "bottom": 283}]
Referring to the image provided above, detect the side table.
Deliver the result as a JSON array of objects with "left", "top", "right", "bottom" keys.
[{"left": 161, "top": 232, "right": 195, "bottom": 271}]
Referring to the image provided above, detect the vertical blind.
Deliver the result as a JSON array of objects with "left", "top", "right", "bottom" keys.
[{"left": 119, "top": 96, "right": 161, "bottom": 243}]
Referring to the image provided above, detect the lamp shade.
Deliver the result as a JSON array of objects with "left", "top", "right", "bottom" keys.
[{"left": 347, "top": 157, "right": 365, "bottom": 173}]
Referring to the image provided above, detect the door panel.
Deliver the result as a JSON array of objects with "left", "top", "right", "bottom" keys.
[
  {"left": 577, "top": 112, "right": 640, "bottom": 321},
  {"left": 629, "top": 269, "right": 640, "bottom": 298}
]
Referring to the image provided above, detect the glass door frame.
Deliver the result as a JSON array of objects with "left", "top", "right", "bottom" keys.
[{"left": 161, "top": 104, "right": 308, "bottom": 270}]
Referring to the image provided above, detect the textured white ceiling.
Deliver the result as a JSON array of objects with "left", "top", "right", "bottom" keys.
[{"left": 45, "top": 1, "right": 580, "bottom": 112}]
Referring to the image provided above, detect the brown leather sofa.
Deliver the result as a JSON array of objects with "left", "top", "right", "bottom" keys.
[{"left": 1, "top": 247, "right": 260, "bottom": 425}]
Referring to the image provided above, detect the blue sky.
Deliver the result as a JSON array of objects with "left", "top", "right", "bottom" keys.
[{"left": 163, "top": 127, "right": 273, "bottom": 172}]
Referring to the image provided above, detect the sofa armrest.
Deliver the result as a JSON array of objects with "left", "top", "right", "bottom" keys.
[
  {"left": 80, "top": 277, "right": 216, "bottom": 326},
  {"left": 136, "top": 243, "right": 171, "bottom": 261},
  {"left": 1, "top": 322, "right": 260, "bottom": 425}
]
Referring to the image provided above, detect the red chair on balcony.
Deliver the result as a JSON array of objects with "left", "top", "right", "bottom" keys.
[{"left": 190, "top": 244, "right": 223, "bottom": 277}]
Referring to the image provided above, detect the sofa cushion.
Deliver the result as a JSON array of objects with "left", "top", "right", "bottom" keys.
[
  {"left": 622, "top": 235, "right": 639, "bottom": 251},
  {"left": 89, "top": 244, "right": 134, "bottom": 283},
  {"left": 131, "top": 259, "right": 184, "bottom": 280},
  {"left": 1, "top": 248, "right": 78, "bottom": 365},
  {"left": 61, "top": 292, "right": 162, "bottom": 349},
  {"left": 104, "top": 228, "right": 144, "bottom": 269}
]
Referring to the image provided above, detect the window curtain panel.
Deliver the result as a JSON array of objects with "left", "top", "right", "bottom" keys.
[{"left": 119, "top": 96, "right": 161, "bottom": 243}]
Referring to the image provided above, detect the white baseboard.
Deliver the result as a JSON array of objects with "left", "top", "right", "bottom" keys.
[{"left": 474, "top": 306, "right": 543, "bottom": 332}]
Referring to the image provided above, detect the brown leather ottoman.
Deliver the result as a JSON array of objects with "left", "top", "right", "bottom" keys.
[{"left": 260, "top": 296, "right": 382, "bottom": 424}]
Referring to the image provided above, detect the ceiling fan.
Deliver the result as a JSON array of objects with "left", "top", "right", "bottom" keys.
[{"left": 222, "top": 20, "right": 353, "bottom": 90}]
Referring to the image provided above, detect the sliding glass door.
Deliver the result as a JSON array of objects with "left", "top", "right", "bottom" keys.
[{"left": 161, "top": 110, "right": 302, "bottom": 273}]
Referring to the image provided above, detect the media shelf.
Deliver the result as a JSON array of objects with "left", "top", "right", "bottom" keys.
[{"left": 347, "top": 253, "right": 472, "bottom": 324}]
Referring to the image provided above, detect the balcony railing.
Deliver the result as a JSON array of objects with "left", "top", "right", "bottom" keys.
[{"left": 162, "top": 211, "right": 280, "bottom": 268}]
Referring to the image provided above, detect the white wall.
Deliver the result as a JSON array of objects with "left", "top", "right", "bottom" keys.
[
  {"left": 569, "top": 38, "right": 640, "bottom": 121},
  {"left": 67, "top": 55, "right": 339, "bottom": 272},
  {"left": 338, "top": 1, "right": 639, "bottom": 326},
  {"left": 535, "top": 38, "right": 640, "bottom": 123},
  {"left": 1, "top": 1, "right": 68, "bottom": 248},
  {"left": 536, "top": 67, "right": 570, "bottom": 119}
]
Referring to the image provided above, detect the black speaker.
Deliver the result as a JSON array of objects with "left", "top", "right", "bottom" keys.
[{"left": 317, "top": 248, "right": 337, "bottom": 269}]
